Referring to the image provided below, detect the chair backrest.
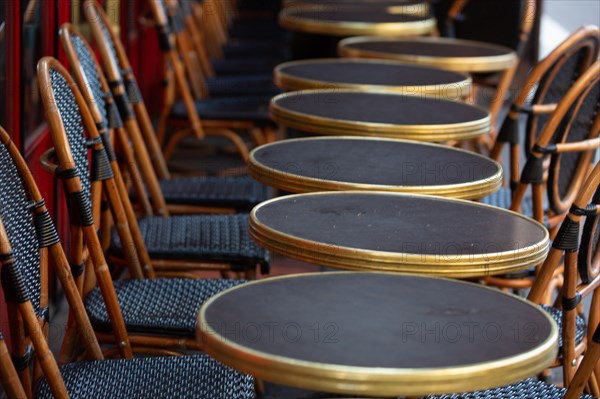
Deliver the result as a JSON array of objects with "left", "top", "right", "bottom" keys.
[
  {"left": 83, "top": 0, "right": 173, "bottom": 183},
  {"left": 529, "top": 159, "right": 600, "bottom": 389},
  {"left": 37, "top": 56, "right": 135, "bottom": 359},
  {"left": 0, "top": 125, "right": 103, "bottom": 398},
  {"left": 142, "top": 0, "right": 205, "bottom": 136},
  {"left": 437, "top": 0, "right": 537, "bottom": 58},
  {"left": 59, "top": 23, "right": 169, "bottom": 220},
  {"left": 512, "top": 60, "right": 600, "bottom": 225},
  {"left": 493, "top": 26, "right": 600, "bottom": 188}
]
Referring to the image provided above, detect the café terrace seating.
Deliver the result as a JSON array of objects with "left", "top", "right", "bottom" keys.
[{"left": 0, "top": 0, "right": 599, "bottom": 398}]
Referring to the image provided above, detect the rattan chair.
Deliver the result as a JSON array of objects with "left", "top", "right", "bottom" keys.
[
  {"left": 37, "top": 57, "right": 263, "bottom": 354},
  {"left": 483, "top": 61, "right": 599, "bottom": 295},
  {"left": 59, "top": 24, "right": 271, "bottom": 217},
  {"left": 0, "top": 127, "right": 255, "bottom": 398},
  {"left": 490, "top": 26, "right": 600, "bottom": 186},
  {"left": 39, "top": 57, "right": 268, "bottom": 279},
  {"left": 427, "top": 161, "right": 600, "bottom": 399}
]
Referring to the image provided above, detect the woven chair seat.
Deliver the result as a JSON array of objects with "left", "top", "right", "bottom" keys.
[
  {"left": 170, "top": 95, "right": 271, "bottom": 123},
  {"left": 426, "top": 377, "right": 593, "bottom": 399},
  {"left": 110, "top": 214, "right": 270, "bottom": 273},
  {"left": 212, "top": 58, "right": 283, "bottom": 76},
  {"left": 35, "top": 354, "right": 255, "bottom": 399},
  {"left": 481, "top": 187, "right": 542, "bottom": 219},
  {"left": 542, "top": 305, "right": 587, "bottom": 351},
  {"left": 205, "top": 74, "right": 281, "bottom": 97},
  {"left": 85, "top": 278, "right": 246, "bottom": 336},
  {"left": 159, "top": 175, "right": 272, "bottom": 211}
]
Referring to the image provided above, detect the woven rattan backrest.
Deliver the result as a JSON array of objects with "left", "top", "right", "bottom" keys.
[
  {"left": 514, "top": 61, "right": 600, "bottom": 221},
  {"left": 38, "top": 57, "right": 133, "bottom": 358},
  {"left": 547, "top": 67, "right": 600, "bottom": 215},
  {"left": 0, "top": 134, "right": 41, "bottom": 317},
  {"left": 48, "top": 68, "right": 93, "bottom": 208},
  {"left": 525, "top": 26, "right": 600, "bottom": 152}
]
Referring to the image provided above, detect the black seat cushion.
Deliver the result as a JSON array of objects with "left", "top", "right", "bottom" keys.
[
  {"left": 206, "top": 74, "right": 281, "bottom": 97},
  {"left": 426, "top": 377, "right": 593, "bottom": 398},
  {"left": 160, "top": 175, "right": 272, "bottom": 211},
  {"left": 85, "top": 278, "right": 246, "bottom": 336},
  {"left": 110, "top": 214, "right": 270, "bottom": 273},
  {"left": 212, "top": 58, "right": 282, "bottom": 76},
  {"left": 170, "top": 96, "right": 271, "bottom": 123},
  {"left": 35, "top": 354, "right": 255, "bottom": 399}
]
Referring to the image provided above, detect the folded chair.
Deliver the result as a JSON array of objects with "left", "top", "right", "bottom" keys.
[
  {"left": 38, "top": 57, "right": 268, "bottom": 277},
  {"left": 429, "top": 160, "right": 600, "bottom": 399},
  {"left": 483, "top": 61, "right": 600, "bottom": 292},
  {"left": 60, "top": 23, "right": 271, "bottom": 216},
  {"left": 0, "top": 127, "right": 254, "bottom": 398}
]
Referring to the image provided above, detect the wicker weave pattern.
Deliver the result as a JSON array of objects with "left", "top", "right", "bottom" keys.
[
  {"left": 159, "top": 175, "right": 271, "bottom": 210},
  {"left": 554, "top": 83, "right": 600, "bottom": 199},
  {"left": 0, "top": 143, "right": 41, "bottom": 314},
  {"left": 100, "top": 23, "right": 122, "bottom": 71},
  {"left": 528, "top": 51, "right": 585, "bottom": 148},
  {"left": 427, "top": 377, "right": 593, "bottom": 398},
  {"left": 49, "top": 69, "right": 92, "bottom": 205},
  {"left": 541, "top": 305, "right": 587, "bottom": 350},
  {"left": 35, "top": 354, "right": 256, "bottom": 399},
  {"left": 71, "top": 34, "right": 109, "bottom": 129},
  {"left": 481, "top": 187, "right": 536, "bottom": 218},
  {"left": 110, "top": 214, "right": 270, "bottom": 271},
  {"left": 85, "top": 278, "right": 246, "bottom": 335}
]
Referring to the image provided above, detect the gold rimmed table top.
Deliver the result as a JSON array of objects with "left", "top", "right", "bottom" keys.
[
  {"left": 248, "top": 136, "right": 502, "bottom": 199},
  {"left": 269, "top": 90, "right": 491, "bottom": 141},
  {"left": 279, "top": 7, "right": 436, "bottom": 36},
  {"left": 198, "top": 272, "right": 558, "bottom": 396},
  {"left": 274, "top": 58, "right": 471, "bottom": 98},
  {"left": 339, "top": 36, "right": 518, "bottom": 73},
  {"left": 249, "top": 191, "right": 549, "bottom": 278}
]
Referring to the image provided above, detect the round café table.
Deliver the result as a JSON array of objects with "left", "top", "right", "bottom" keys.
[
  {"left": 274, "top": 58, "right": 471, "bottom": 99},
  {"left": 248, "top": 137, "right": 502, "bottom": 199},
  {"left": 249, "top": 192, "right": 549, "bottom": 278},
  {"left": 269, "top": 90, "right": 490, "bottom": 141},
  {"left": 198, "top": 272, "right": 558, "bottom": 396},
  {"left": 282, "top": 0, "right": 431, "bottom": 17},
  {"left": 279, "top": 7, "right": 436, "bottom": 37},
  {"left": 338, "top": 36, "right": 517, "bottom": 74}
]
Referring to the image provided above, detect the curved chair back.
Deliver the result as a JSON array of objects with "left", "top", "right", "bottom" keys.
[
  {"left": 59, "top": 23, "right": 167, "bottom": 220},
  {"left": 0, "top": 126, "right": 103, "bottom": 397},
  {"left": 83, "top": 0, "right": 172, "bottom": 181},
  {"left": 492, "top": 26, "right": 600, "bottom": 190},
  {"left": 37, "top": 57, "right": 135, "bottom": 359},
  {"left": 512, "top": 60, "right": 600, "bottom": 227}
]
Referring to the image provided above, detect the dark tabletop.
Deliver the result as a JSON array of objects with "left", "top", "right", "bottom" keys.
[
  {"left": 276, "top": 59, "right": 469, "bottom": 87},
  {"left": 249, "top": 137, "right": 501, "bottom": 196},
  {"left": 199, "top": 272, "right": 557, "bottom": 395},
  {"left": 342, "top": 38, "right": 513, "bottom": 58},
  {"left": 283, "top": 9, "right": 431, "bottom": 23},
  {"left": 252, "top": 192, "right": 545, "bottom": 256},
  {"left": 272, "top": 91, "right": 488, "bottom": 125}
]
